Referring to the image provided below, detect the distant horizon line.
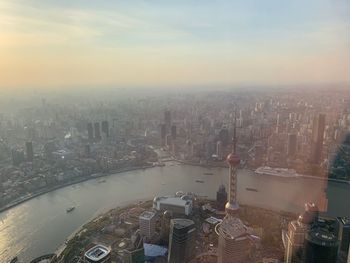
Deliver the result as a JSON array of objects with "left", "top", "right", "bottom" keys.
[{"left": 1, "top": 81, "right": 349, "bottom": 94}]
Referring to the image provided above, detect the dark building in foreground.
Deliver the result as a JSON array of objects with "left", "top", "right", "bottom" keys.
[
  {"left": 168, "top": 219, "right": 196, "bottom": 263},
  {"left": 337, "top": 217, "right": 350, "bottom": 263},
  {"left": 216, "top": 184, "right": 228, "bottom": 211},
  {"left": 304, "top": 226, "right": 338, "bottom": 263}
]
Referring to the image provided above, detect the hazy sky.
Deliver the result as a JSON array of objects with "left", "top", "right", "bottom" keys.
[{"left": 1, "top": 0, "right": 349, "bottom": 89}]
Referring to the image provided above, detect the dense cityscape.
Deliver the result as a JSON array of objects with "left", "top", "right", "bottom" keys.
[
  {"left": 0, "top": 87, "right": 350, "bottom": 262},
  {"left": 1, "top": 0, "right": 350, "bottom": 262}
]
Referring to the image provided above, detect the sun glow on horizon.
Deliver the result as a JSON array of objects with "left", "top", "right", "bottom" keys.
[{"left": 1, "top": 0, "right": 349, "bottom": 89}]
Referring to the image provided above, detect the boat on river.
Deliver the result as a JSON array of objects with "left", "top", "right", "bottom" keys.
[
  {"left": 66, "top": 207, "right": 75, "bottom": 213},
  {"left": 255, "top": 166, "right": 301, "bottom": 178},
  {"left": 246, "top": 187, "right": 258, "bottom": 192}
]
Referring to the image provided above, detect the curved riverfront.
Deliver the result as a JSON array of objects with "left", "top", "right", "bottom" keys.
[{"left": 1, "top": 163, "right": 350, "bottom": 262}]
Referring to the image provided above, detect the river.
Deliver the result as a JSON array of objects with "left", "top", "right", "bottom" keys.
[{"left": 0, "top": 163, "right": 349, "bottom": 262}]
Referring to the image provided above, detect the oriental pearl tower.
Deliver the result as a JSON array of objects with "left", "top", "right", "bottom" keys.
[{"left": 225, "top": 114, "right": 240, "bottom": 215}]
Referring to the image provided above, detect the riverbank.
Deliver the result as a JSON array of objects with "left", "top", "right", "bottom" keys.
[
  {"left": 55, "top": 198, "right": 296, "bottom": 262},
  {"left": 0, "top": 164, "right": 154, "bottom": 213},
  {"left": 175, "top": 157, "right": 350, "bottom": 184},
  {"left": 2, "top": 163, "right": 350, "bottom": 261},
  {"left": 55, "top": 199, "right": 149, "bottom": 260},
  {"left": 173, "top": 158, "right": 228, "bottom": 168}
]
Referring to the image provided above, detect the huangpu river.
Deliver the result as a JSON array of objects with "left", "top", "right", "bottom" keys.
[{"left": 0, "top": 163, "right": 349, "bottom": 262}]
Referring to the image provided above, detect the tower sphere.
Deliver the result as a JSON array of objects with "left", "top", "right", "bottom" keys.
[{"left": 227, "top": 153, "right": 240, "bottom": 165}]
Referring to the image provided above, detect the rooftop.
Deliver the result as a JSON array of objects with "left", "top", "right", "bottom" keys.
[
  {"left": 139, "top": 211, "right": 156, "bottom": 220},
  {"left": 172, "top": 218, "right": 195, "bottom": 229},
  {"left": 218, "top": 217, "right": 249, "bottom": 240},
  {"left": 154, "top": 196, "right": 191, "bottom": 207}
]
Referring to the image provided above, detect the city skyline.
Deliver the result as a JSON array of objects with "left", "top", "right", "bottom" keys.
[{"left": 1, "top": 0, "right": 350, "bottom": 89}]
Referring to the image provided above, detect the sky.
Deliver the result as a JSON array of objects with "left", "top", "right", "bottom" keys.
[{"left": 0, "top": 0, "right": 349, "bottom": 90}]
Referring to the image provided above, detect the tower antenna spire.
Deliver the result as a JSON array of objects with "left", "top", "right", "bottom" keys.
[
  {"left": 225, "top": 108, "right": 240, "bottom": 215},
  {"left": 233, "top": 109, "right": 237, "bottom": 154}
]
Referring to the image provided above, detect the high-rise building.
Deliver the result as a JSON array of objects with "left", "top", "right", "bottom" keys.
[
  {"left": 304, "top": 227, "right": 338, "bottom": 263},
  {"left": 168, "top": 219, "right": 196, "bottom": 263},
  {"left": 216, "top": 141, "right": 223, "bottom": 160},
  {"left": 164, "top": 110, "right": 171, "bottom": 130},
  {"left": 101, "top": 121, "right": 109, "bottom": 138},
  {"left": 43, "top": 141, "right": 56, "bottom": 159},
  {"left": 284, "top": 220, "right": 308, "bottom": 263},
  {"left": 153, "top": 196, "right": 192, "bottom": 216},
  {"left": 166, "top": 134, "right": 172, "bottom": 148},
  {"left": 139, "top": 211, "right": 156, "bottom": 240},
  {"left": 287, "top": 134, "right": 297, "bottom": 157},
  {"left": 160, "top": 124, "right": 166, "bottom": 146},
  {"left": 11, "top": 148, "right": 25, "bottom": 166},
  {"left": 94, "top": 122, "right": 101, "bottom": 141},
  {"left": 284, "top": 203, "right": 318, "bottom": 263},
  {"left": 161, "top": 210, "right": 173, "bottom": 244},
  {"left": 337, "top": 217, "right": 350, "bottom": 263},
  {"left": 171, "top": 125, "right": 177, "bottom": 140},
  {"left": 87, "top": 123, "right": 94, "bottom": 141},
  {"left": 123, "top": 247, "right": 145, "bottom": 263},
  {"left": 219, "top": 128, "right": 229, "bottom": 147},
  {"left": 25, "top": 141, "right": 34, "bottom": 161},
  {"left": 216, "top": 184, "right": 227, "bottom": 211},
  {"left": 85, "top": 144, "right": 91, "bottom": 157},
  {"left": 310, "top": 114, "right": 325, "bottom": 164},
  {"left": 216, "top": 217, "right": 252, "bottom": 263}
]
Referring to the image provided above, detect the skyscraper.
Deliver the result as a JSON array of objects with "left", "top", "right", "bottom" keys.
[
  {"left": 139, "top": 211, "right": 156, "bottom": 240},
  {"left": 164, "top": 110, "right": 171, "bottom": 130},
  {"left": 25, "top": 141, "right": 34, "bottom": 161},
  {"left": 287, "top": 133, "right": 297, "bottom": 157},
  {"left": 160, "top": 124, "right": 166, "bottom": 146},
  {"left": 171, "top": 125, "right": 177, "bottom": 140},
  {"left": 337, "top": 217, "right": 350, "bottom": 263},
  {"left": 284, "top": 203, "right": 319, "bottom": 263},
  {"left": 216, "top": 217, "right": 252, "bottom": 263},
  {"left": 216, "top": 141, "right": 223, "bottom": 160},
  {"left": 87, "top": 122, "right": 94, "bottom": 141},
  {"left": 216, "top": 184, "right": 227, "bottom": 211},
  {"left": 94, "top": 122, "right": 101, "bottom": 141},
  {"left": 11, "top": 148, "right": 25, "bottom": 166},
  {"left": 101, "top": 120, "right": 109, "bottom": 138},
  {"left": 219, "top": 128, "right": 229, "bottom": 147},
  {"left": 304, "top": 226, "right": 338, "bottom": 263},
  {"left": 310, "top": 114, "right": 325, "bottom": 164},
  {"left": 168, "top": 219, "right": 196, "bottom": 263}
]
